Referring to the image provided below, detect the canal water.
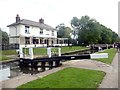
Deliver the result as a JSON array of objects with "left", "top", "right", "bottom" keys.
[{"left": 0, "top": 49, "right": 98, "bottom": 81}]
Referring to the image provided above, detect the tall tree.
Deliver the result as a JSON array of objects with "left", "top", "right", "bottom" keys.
[
  {"left": 56, "top": 23, "right": 72, "bottom": 38},
  {"left": 71, "top": 15, "right": 119, "bottom": 45},
  {"left": 71, "top": 15, "right": 101, "bottom": 45},
  {"left": 0, "top": 28, "right": 9, "bottom": 45}
]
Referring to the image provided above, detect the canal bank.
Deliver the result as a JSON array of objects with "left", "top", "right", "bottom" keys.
[
  {"left": 0, "top": 48, "right": 93, "bottom": 81},
  {"left": 1, "top": 52, "right": 118, "bottom": 89}
]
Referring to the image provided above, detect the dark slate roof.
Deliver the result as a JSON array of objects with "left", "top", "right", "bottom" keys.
[{"left": 7, "top": 19, "right": 56, "bottom": 31}]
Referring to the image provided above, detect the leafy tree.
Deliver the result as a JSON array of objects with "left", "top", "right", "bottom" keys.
[
  {"left": 56, "top": 23, "right": 71, "bottom": 38},
  {"left": 71, "top": 15, "right": 101, "bottom": 45},
  {"left": 111, "top": 31, "right": 119, "bottom": 43},
  {"left": 71, "top": 15, "right": 119, "bottom": 45},
  {"left": 0, "top": 28, "right": 9, "bottom": 45}
]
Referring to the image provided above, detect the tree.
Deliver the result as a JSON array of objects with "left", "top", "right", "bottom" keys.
[
  {"left": 56, "top": 23, "right": 72, "bottom": 38},
  {"left": 0, "top": 28, "right": 9, "bottom": 45},
  {"left": 111, "top": 31, "right": 119, "bottom": 43},
  {"left": 71, "top": 15, "right": 101, "bottom": 45},
  {"left": 71, "top": 15, "right": 119, "bottom": 45}
]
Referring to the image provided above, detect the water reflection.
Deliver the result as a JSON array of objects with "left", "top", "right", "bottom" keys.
[
  {"left": 0, "top": 62, "right": 50, "bottom": 81},
  {"left": 0, "top": 66, "right": 10, "bottom": 81}
]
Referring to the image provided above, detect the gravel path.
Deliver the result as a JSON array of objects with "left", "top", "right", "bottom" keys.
[{"left": 1, "top": 53, "right": 118, "bottom": 89}]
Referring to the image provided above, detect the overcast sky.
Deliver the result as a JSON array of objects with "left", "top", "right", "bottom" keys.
[{"left": 0, "top": 0, "right": 119, "bottom": 34}]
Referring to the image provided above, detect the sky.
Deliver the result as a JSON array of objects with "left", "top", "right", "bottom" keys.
[{"left": 0, "top": 0, "right": 119, "bottom": 34}]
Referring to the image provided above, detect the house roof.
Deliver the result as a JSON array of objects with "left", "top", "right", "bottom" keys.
[{"left": 7, "top": 19, "right": 56, "bottom": 31}]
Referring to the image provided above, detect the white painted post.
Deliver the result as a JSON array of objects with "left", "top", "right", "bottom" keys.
[
  {"left": 19, "top": 47, "right": 23, "bottom": 58},
  {"left": 58, "top": 48, "right": 61, "bottom": 56},
  {"left": 47, "top": 47, "right": 51, "bottom": 58},
  {"left": 29, "top": 47, "right": 33, "bottom": 59}
]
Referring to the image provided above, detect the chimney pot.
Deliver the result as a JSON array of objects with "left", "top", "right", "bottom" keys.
[
  {"left": 16, "top": 14, "right": 20, "bottom": 23},
  {"left": 39, "top": 18, "right": 44, "bottom": 24}
]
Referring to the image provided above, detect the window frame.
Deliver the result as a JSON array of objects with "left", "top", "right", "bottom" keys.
[
  {"left": 51, "top": 31, "right": 54, "bottom": 36},
  {"left": 25, "top": 26, "right": 30, "bottom": 34},
  {"left": 40, "top": 28, "right": 43, "bottom": 35}
]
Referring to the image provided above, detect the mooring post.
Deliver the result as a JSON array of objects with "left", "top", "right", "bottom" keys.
[
  {"left": 58, "top": 48, "right": 61, "bottom": 56},
  {"left": 47, "top": 47, "right": 51, "bottom": 58},
  {"left": 29, "top": 47, "right": 33, "bottom": 59},
  {"left": 19, "top": 47, "right": 23, "bottom": 58}
]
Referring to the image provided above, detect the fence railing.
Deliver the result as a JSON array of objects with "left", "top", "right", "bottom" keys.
[{"left": 0, "top": 44, "right": 19, "bottom": 50}]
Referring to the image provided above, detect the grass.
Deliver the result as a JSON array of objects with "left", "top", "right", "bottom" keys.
[
  {"left": 61, "top": 46, "right": 87, "bottom": 53},
  {"left": 22, "top": 46, "right": 87, "bottom": 55},
  {"left": 92, "top": 48, "right": 117, "bottom": 64},
  {"left": 34, "top": 46, "right": 87, "bottom": 55},
  {"left": 1, "top": 46, "right": 88, "bottom": 61},
  {"left": 0, "top": 55, "right": 11, "bottom": 61},
  {"left": 2, "top": 49, "right": 17, "bottom": 55},
  {"left": 17, "top": 67, "right": 105, "bottom": 89},
  {"left": 0, "top": 50, "right": 17, "bottom": 61}
]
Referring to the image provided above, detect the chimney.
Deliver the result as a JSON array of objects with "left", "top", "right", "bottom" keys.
[
  {"left": 39, "top": 18, "right": 44, "bottom": 24},
  {"left": 16, "top": 14, "right": 20, "bottom": 23}
]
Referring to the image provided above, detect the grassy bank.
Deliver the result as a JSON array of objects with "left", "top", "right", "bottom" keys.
[
  {"left": 0, "top": 50, "right": 17, "bottom": 61},
  {"left": 17, "top": 67, "right": 105, "bottom": 88},
  {"left": 0, "top": 55, "right": 11, "bottom": 61},
  {"left": 2, "top": 50, "right": 17, "bottom": 55},
  {"left": 92, "top": 48, "right": 117, "bottom": 64},
  {"left": 1, "top": 46, "right": 88, "bottom": 61},
  {"left": 29, "top": 46, "right": 87, "bottom": 55}
]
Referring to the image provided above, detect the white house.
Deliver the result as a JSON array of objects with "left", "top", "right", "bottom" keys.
[{"left": 7, "top": 15, "right": 68, "bottom": 48}]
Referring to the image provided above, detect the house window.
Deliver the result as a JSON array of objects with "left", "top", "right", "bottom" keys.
[
  {"left": 25, "top": 26, "right": 30, "bottom": 34},
  {"left": 40, "top": 28, "right": 43, "bottom": 34},
  {"left": 40, "top": 38, "right": 44, "bottom": 44},
  {"left": 33, "top": 37, "right": 39, "bottom": 44},
  {"left": 25, "top": 37, "right": 30, "bottom": 44},
  {"left": 52, "top": 31, "right": 54, "bottom": 36},
  {"left": 46, "top": 30, "right": 49, "bottom": 35}
]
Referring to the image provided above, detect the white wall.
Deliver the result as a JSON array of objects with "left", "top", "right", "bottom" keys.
[
  {"left": 20, "top": 25, "right": 57, "bottom": 38},
  {"left": 9, "top": 38, "right": 19, "bottom": 44},
  {"left": 9, "top": 25, "right": 20, "bottom": 36},
  {"left": 20, "top": 37, "right": 25, "bottom": 45},
  {"left": 9, "top": 24, "right": 57, "bottom": 44}
]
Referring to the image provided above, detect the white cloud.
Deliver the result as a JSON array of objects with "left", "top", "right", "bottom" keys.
[{"left": 0, "top": 0, "right": 118, "bottom": 34}]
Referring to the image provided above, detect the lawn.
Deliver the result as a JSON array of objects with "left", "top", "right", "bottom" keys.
[
  {"left": 0, "top": 55, "right": 11, "bottom": 61},
  {"left": 17, "top": 67, "right": 105, "bottom": 89},
  {"left": 2, "top": 49, "right": 17, "bottom": 55},
  {"left": 1, "top": 46, "right": 88, "bottom": 61},
  {"left": 0, "top": 50, "right": 17, "bottom": 61},
  {"left": 33, "top": 46, "right": 87, "bottom": 55},
  {"left": 92, "top": 48, "right": 117, "bottom": 64},
  {"left": 61, "top": 46, "right": 87, "bottom": 53}
]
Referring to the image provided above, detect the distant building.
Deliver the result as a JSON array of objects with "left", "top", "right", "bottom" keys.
[{"left": 7, "top": 15, "right": 68, "bottom": 48}]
